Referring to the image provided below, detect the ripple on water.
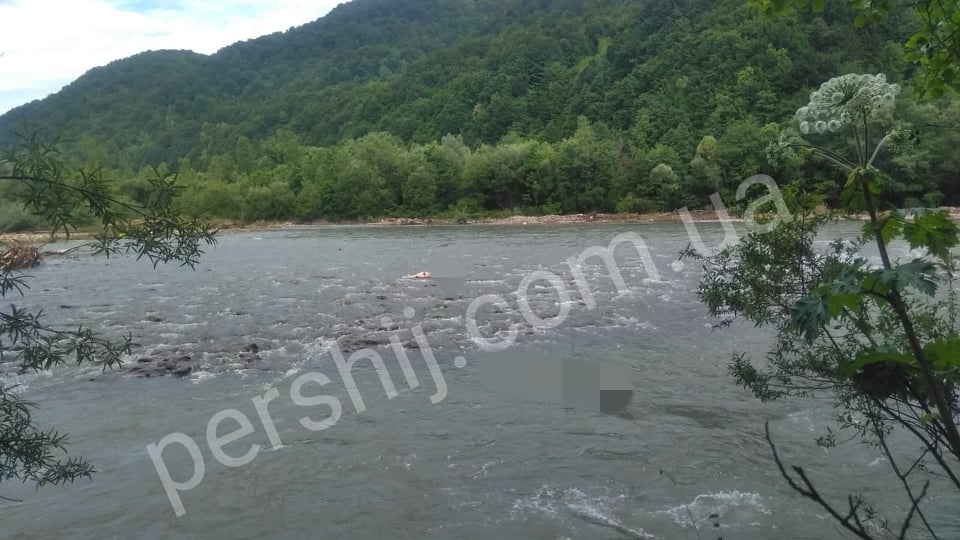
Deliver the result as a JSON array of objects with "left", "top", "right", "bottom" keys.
[
  {"left": 0, "top": 223, "right": 882, "bottom": 539},
  {"left": 511, "top": 486, "right": 654, "bottom": 539},
  {"left": 656, "top": 490, "right": 769, "bottom": 528}
]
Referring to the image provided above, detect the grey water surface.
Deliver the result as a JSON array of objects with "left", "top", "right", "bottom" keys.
[{"left": 1, "top": 222, "right": 956, "bottom": 539}]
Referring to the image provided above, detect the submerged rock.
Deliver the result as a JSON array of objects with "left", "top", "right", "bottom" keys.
[
  {"left": 239, "top": 343, "right": 262, "bottom": 363},
  {"left": 125, "top": 342, "right": 266, "bottom": 378},
  {"left": 336, "top": 333, "right": 388, "bottom": 353},
  {"left": 126, "top": 354, "right": 195, "bottom": 378}
]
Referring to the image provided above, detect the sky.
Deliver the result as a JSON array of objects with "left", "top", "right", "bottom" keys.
[{"left": 0, "top": 0, "right": 345, "bottom": 115}]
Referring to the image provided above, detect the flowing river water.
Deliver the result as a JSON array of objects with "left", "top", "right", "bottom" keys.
[{"left": 1, "top": 222, "right": 957, "bottom": 539}]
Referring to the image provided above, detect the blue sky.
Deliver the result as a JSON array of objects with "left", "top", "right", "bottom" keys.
[{"left": 0, "top": 0, "right": 345, "bottom": 115}]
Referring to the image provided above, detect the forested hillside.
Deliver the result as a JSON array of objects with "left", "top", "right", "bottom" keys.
[{"left": 1, "top": 0, "right": 958, "bottom": 226}]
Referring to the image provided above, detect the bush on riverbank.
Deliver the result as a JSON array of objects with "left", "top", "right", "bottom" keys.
[{"left": 0, "top": 200, "right": 45, "bottom": 233}]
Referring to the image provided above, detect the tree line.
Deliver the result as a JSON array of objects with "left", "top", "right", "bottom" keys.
[
  {"left": 5, "top": 94, "right": 950, "bottom": 231},
  {"left": 3, "top": 0, "right": 958, "bottom": 209}
]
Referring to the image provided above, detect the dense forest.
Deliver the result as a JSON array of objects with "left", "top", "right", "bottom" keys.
[{"left": 1, "top": 0, "right": 959, "bottom": 227}]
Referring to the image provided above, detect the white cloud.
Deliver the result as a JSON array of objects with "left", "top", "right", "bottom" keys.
[{"left": 0, "top": 0, "right": 345, "bottom": 114}]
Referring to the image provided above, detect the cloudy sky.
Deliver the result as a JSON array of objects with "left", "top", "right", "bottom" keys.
[{"left": 0, "top": 0, "right": 345, "bottom": 115}]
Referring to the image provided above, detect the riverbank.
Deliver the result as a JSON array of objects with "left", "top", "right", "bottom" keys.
[
  {"left": 0, "top": 210, "right": 728, "bottom": 245},
  {"left": 4, "top": 207, "right": 960, "bottom": 245},
  {"left": 376, "top": 209, "right": 726, "bottom": 226},
  {"left": 141, "top": 206, "right": 960, "bottom": 229}
]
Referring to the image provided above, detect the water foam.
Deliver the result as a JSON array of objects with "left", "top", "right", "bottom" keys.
[
  {"left": 658, "top": 490, "right": 768, "bottom": 527},
  {"left": 511, "top": 485, "right": 655, "bottom": 539}
]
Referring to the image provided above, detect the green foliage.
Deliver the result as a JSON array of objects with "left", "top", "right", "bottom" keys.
[
  {"left": 401, "top": 163, "right": 439, "bottom": 215},
  {"left": 3, "top": 0, "right": 958, "bottom": 222},
  {"left": 0, "top": 134, "right": 217, "bottom": 498},
  {"left": 0, "top": 384, "right": 95, "bottom": 488},
  {"left": 615, "top": 193, "right": 659, "bottom": 214},
  {"left": 686, "top": 72, "right": 960, "bottom": 537},
  {"left": 749, "top": 0, "right": 960, "bottom": 96},
  {"left": 0, "top": 200, "right": 45, "bottom": 232}
]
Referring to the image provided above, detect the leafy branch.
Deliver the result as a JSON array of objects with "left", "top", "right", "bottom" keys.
[
  {"left": 0, "top": 132, "right": 217, "bottom": 499},
  {"left": 690, "top": 73, "right": 960, "bottom": 536}
]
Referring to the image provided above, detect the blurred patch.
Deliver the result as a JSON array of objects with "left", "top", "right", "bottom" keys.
[
  {"left": 479, "top": 352, "right": 633, "bottom": 414},
  {"left": 425, "top": 256, "right": 469, "bottom": 291}
]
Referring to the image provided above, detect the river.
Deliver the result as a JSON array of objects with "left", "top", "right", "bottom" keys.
[{"left": 1, "top": 222, "right": 956, "bottom": 539}]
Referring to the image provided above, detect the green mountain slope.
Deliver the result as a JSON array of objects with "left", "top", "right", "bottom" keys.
[
  {"left": 1, "top": 0, "right": 958, "bottom": 224},
  {"left": 0, "top": 0, "right": 905, "bottom": 166}
]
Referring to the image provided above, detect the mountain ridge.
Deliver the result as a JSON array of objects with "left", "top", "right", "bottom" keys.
[
  {"left": 3, "top": 0, "right": 957, "bottom": 223},
  {"left": 0, "top": 0, "right": 785, "bottom": 167}
]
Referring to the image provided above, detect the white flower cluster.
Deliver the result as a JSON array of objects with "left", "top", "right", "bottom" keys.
[{"left": 796, "top": 73, "right": 901, "bottom": 135}]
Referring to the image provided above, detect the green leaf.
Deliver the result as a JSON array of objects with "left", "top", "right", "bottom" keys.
[
  {"left": 862, "top": 214, "right": 904, "bottom": 246},
  {"left": 819, "top": 264, "right": 867, "bottom": 316},
  {"left": 863, "top": 259, "right": 939, "bottom": 297},
  {"left": 923, "top": 335, "right": 960, "bottom": 372},
  {"left": 840, "top": 168, "right": 866, "bottom": 211},
  {"left": 825, "top": 292, "right": 861, "bottom": 316},
  {"left": 791, "top": 294, "right": 830, "bottom": 340},
  {"left": 862, "top": 168, "right": 882, "bottom": 195},
  {"left": 838, "top": 349, "right": 914, "bottom": 379},
  {"left": 901, "top": 209, "right": 960, "bottom": 261}
]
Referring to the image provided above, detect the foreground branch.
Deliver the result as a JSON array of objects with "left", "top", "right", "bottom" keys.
[{"left": 766, "top": 422, "right": 874, "bottom": 539}]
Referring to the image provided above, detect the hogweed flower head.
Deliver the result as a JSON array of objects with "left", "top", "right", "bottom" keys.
[{"left": 796, "top": 73, "right": 900, "bottom": 132}]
